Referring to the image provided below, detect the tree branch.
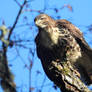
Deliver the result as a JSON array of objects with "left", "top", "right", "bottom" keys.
[
  {"left": 0, "top": 1, "right": 27, "bottom": 92},
  {"left": 51, "top": 61, "right": 91, "bottom": 92},
  {"left": 8, "top": 0, "right": 27, "bottom": 41}
]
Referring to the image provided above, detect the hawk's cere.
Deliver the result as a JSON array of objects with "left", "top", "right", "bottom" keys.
[{"left": 34, "top": 14, "right": 92, "bottom": 88}]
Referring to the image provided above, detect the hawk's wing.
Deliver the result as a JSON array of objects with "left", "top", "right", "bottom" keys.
[
  {"left": 56, "top": 19, "right": 92, "bottom": 58},
  {"left": 56, "top": 19, "right": 92, "bottom": 84}
]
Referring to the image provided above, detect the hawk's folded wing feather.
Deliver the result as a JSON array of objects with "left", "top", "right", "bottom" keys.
[
  {"left": 56, "top": 19, "right": 92, "bottom": 57},
  {"left": 56, "top": 19, "right": 92, "bottom": 84}
]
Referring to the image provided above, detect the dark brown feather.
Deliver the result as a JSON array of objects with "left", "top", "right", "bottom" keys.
[
  {"left": 56, "top": 19, "right": 92, "bottom": 84},
  {"left": 56, "top": 19, "right": 92, "bottom": 58}
]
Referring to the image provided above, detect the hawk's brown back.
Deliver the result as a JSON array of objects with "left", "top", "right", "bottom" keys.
[{"left": 56, "top": 19, "right": 92, "bottom": 84}]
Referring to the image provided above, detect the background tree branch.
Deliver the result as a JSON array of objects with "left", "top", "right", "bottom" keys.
[
  {"left": 0, "top": 0, "right": 27, "bottom": 92},
  {"left": 8, "top": 0, "right": 27, "bottom": 41}
]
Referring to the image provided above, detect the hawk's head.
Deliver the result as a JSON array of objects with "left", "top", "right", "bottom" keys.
[{"left": 34, "top": 14, "right": 55, "bottom": 28}]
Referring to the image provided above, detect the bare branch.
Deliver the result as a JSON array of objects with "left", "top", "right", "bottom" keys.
[
  {"left": 13, "top": 0, "right": 21, "bottom": 7},
  {"left": 8, "top": 0, "right": 27, "bottom": 41}
]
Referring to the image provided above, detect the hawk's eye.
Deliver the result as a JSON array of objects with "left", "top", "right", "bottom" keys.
[{"left": 40, "top": 17, "right": 45, "bottom": 20}]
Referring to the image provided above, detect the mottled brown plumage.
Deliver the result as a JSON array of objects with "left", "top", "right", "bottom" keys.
[{"left": 34, "top": 14, "right": 92, "bottom": 86}]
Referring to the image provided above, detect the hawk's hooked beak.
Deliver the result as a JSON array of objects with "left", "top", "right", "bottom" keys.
[{"left": 34, "top": 17, "right": 40, "bottom": 26}]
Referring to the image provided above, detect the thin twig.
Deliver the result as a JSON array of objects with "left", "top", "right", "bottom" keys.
[
  {"left": 8, "top": 0, "right": 27, "bottom": 41},
  {"left": 13, "top": 0, "right": 21, "bottom": 7},
  {"left": 15, "top": 45, "right": 28, "bottom": 68}
]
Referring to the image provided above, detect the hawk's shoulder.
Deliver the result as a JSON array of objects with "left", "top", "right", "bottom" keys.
[
  {"left": 56, "top": 19, "right": 83, "bottom": 40},
  {"left": 56, "top": 19, "right": 91, "bottom": 51}
]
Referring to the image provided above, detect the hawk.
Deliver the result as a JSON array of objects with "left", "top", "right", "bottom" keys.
[{"left": 34, "top": 14, "right": 92, "bottom": 91}]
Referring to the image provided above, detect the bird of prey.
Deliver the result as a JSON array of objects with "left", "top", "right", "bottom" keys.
[{"left": 34, "top": 14, "right": 92, "bottom": 90}]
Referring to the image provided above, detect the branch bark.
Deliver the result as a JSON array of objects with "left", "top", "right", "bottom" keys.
[
  {"left": 0, "top": 0, "right": 27, "bottom": 92},
  {"left": 51, "top": 61, "right": 91, "bottom": 92},
  {"left": 0, "top": 51, "right": 16, "bottom": 92}
]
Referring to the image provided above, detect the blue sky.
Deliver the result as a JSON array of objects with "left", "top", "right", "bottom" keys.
[{"left": 0, "top": 0, "right": 92, "bottom": 92}]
